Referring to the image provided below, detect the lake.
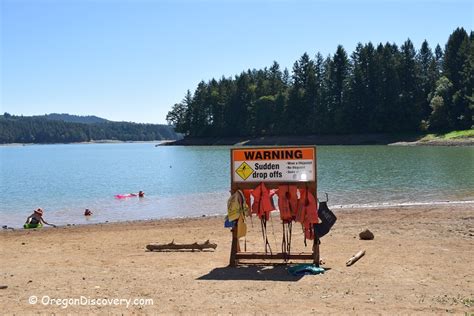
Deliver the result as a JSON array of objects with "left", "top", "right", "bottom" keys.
[{"left": 0, "top": 143, "right": 473, "bottom": 227}]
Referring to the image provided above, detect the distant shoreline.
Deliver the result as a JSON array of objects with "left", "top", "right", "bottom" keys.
[
  {"left": 2, "top": 134, "right": 472, "bottom": 147},
  {"left": 163, "top": 133, "right": 474, "bottom": 146},
  {"left": 0, "top": 140, "right": 176, "bottom": 147}
]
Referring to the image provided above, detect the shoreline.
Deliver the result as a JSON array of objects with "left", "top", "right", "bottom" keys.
[
  {"left": 164, "top": 133, "right": 474, "bottom": 146},
  {"left": 3, "top": 199, "right": 473, "bottom": 230},
  {"left": 2, "top": 203, "right": 473, "bottom": 314},
  {"left": 2, "top": 134, "right": 472, "bottom": 147},
  {"left": 0, "top": 140, "right": 178, "bottom": 147}
]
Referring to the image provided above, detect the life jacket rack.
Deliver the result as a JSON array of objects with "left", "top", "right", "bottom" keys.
[{"left": 228, "top": 146, "right": 320, "bottom": 267}]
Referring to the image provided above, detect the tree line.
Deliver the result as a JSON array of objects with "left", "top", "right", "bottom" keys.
[
  {"left": 167, "top": 28, "right": 473, "bottom": 137},
  {"left": 0, "top": 113, "right": 181, "bottom": 143}
]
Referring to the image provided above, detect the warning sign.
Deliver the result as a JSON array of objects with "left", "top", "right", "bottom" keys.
[
  {"left": 235, "top": 162, "right": 254, "bottom": 180},
  {"left": 231, "top": 147, "right": 316, "bottom": 183}
]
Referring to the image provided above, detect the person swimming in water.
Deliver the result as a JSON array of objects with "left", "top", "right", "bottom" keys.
[
  {"left": 24, "top": 208, "right": 56, "bottom": 228},
  {"left": 138, "top": 191, "right": 145, "bottom": 198},
  {"left": 84, "top": 209, "right": 93, "bottom": 216}
]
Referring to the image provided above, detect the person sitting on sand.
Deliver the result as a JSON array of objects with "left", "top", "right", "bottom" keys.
[
  {"left": 84, "top": 209, "right": 93, "bottom": 216},
  {"left": 138, "top": 191, "right": 145, "bottom": 198},
  {"left": 24, "top": 208, "right": 56, "bottom": 228}
]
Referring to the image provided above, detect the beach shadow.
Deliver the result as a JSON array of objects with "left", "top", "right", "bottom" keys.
[{"left": 197, "top": 265, "right": 304, "bottom": 282}]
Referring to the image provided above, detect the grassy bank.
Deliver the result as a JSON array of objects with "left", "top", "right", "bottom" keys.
[{"left": 420, "top": 129, "right": 474, "bottom": 141}]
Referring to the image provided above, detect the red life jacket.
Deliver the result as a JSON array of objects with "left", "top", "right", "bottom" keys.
[
  {"left": 277, "top": 185, "right": 299, "bottom": 222},
  {"left": 277, "top": 185, "right": 292, "bottom": 222},
  {"left": 242, "top": 189, "right": 252, "bottom": 212},
  {"left": 297, "top": 188, "right": 318, "bottom": 240},
  {"left": 251, "top": 183, "right": 274, "bottom": 220}
]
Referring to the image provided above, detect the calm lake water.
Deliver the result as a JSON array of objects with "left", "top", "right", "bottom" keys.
[{"left": 0, "top": 143, "right": 473, "bottom": 227}]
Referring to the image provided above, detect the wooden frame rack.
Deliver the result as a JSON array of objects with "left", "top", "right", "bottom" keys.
[{"left": 229, "top": 146, "right": 319, "bottom": 267}]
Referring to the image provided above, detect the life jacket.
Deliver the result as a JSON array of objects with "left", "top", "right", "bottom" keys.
[
  {"left": 243, "top": 189, "right": 252, "bottom": 212},
  {"left": 297, "top": 188, "right": 318, "bottom": 240},
  {"left": 314, "top": 200, "right": 337, "bottom": 238},
  {"left": 278, "top": 185, "right": 296, "bottom": 257},
  {"left": 288, "top": 185, "right": 299, "bottom": 218},
  {"left": 227, "top": 190, "right": 249, "bottom": 222},
  {"left": 251, "top": 183, "right": 274, "bottom": 221},
  {"left": 277, "top": 185, "right": 292, "bottom": 222}
]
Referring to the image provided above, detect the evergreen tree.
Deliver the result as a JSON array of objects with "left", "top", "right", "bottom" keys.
[
  {"left": 311, "top": 53, "right": 325, "bottom": 134},
  {"left": 228, "top": 73, "right": 254, "bottom": 136},
  {"left": 416, "top": 40, "right": 437, "bottom": 121},
  {"left": 268, "top": 61, "right": 285, "bottom": 95},
  {"left": 286, "top": 53, "right": 315, "bottom": 134},
  {"left": 329, "top": 45, "right": 350, "bottom": 133},
  {"left": 371, "top": 43, "right": 401, "bottom": 132},
  {"left": 443, "top": 27, "right": 471, "bottom": 129},
  {"left": 399, "top": 39, "right": 421, "bottom": 131},
  {"left": 348, "top": 43, "right": 374, "bottom": 133},
  {"left": 435, "top": 44, "right": 444, "bottom": 75},
  {"left": 166, "top": 90, "right": 192, "bottom": 134},
  {"left": 164, "top": 27, "right": 472, "bottom": 138},
  {"left": 187, "top": 82, "right": 211, "bottom": 136}
]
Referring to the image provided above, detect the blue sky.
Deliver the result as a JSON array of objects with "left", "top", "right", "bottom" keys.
[{"left": 1, "top": 0, "right": 473, "bottom": 124}]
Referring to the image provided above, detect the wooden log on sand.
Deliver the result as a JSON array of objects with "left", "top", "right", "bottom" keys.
[
  {"left": 346, "top": 250, "right": 365, "bottom": 266},
  {"left": 146, "top": 240, "right": 217, "bottom": 252}
]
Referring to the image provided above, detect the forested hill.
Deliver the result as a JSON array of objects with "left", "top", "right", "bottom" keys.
[
  {"left": 35, "top": 113, "right": 109, "bottom": 124},
  {"left": 0, "top": 113, "right": 181, "bottom": 144},
  {"left": 167, "top": 28, "right": 473, "bottom": 137}
]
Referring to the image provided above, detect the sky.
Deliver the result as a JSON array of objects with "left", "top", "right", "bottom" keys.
[{"left": 1, "top": 0, "right": 473, "bottom": 124}]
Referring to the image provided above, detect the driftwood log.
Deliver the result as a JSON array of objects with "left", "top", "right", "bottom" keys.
[
  {"left": 146, "top": 240, "right": 217, "bottom": 252},
  {"left": 346, "top": 250, "right": 366, "bottom": 266}
]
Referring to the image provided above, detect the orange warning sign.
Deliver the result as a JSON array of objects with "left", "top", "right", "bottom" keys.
[
  {"left": 232, "top": 146, "right": 316, "bottom": 183},
  {"left": 232, "top": 147, "right": 314, "bottom": 161}
]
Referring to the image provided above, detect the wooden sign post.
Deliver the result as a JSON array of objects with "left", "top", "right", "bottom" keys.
[{"left": 229, "top": 146, "right": 319, "bottom": 267}]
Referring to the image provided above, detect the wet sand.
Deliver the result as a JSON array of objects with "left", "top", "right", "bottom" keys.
[{"left": 1, "top": 203, "right": 473, "bottom": 314}]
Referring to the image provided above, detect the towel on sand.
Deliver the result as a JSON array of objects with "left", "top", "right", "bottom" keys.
[{"left": 288, "top": 264, "right": 325, "bottom": 276}]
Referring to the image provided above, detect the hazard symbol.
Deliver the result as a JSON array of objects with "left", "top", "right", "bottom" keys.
[{"left": 236, "top": 162, "right": 254, "bottom": 180}]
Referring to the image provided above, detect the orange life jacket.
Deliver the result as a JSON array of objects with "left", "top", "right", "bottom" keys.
[
  {"left": 277, "top": 185, "right": 292, "bottom": 222},
  {"left": 288, "top": 185, "right": 299, "bottom": 218},
  {"left": 251, "top": 183, "right": 274, "bottom": 220},
  {"left": 242, "top": 189, "right": 252, "bottom": 212},
  {"left": 297, "top": 188, "right": 318, "bottom": 240}
]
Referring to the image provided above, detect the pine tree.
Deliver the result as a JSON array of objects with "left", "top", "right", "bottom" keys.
[
  {"left": 416, "top": 40, "right": 437, "bottom": 121},
  {"left": 329, "top": 45, "right": 350, "bottom": 133},
  {"left": 166, "top": 90, "right": 193, "bottom": 135},
  {"left": 399, "top": 39, "right": 421, "bottom": 131},
  {"left": 286, "top": 53, "right": 316, "bottom": 134},
  {"left": 311, "top": 53, "right": 325, "bottom": 134},
  {"left": 443, "top": 27, "right": 471, "bottom": 129}
]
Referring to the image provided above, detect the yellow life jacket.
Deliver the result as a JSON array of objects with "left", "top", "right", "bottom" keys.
[
  {"left": 227, "top": 190, "right": 249, "bottom": 221},
  {"left": 237, "top": 214, "right": 247, "bottom": 238},
  {"left": 227, "top": 190, "right": 249, "bottom": 238}
]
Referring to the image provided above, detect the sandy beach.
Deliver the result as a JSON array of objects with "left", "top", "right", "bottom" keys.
[{"left": 1, "top": 203, "right": 473, "bottom": 314}]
